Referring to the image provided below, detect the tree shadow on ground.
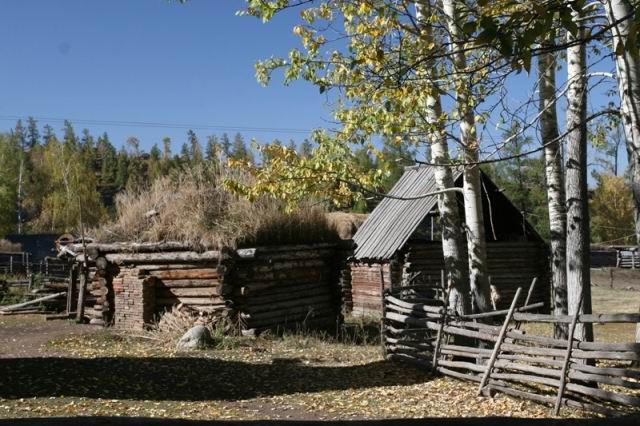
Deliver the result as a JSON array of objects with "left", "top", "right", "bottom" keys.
[
  {"left": 2, "top": 416, "right": 640, "bottom": 426},
  {"left": 0, "top": 356, "right": 431, "bottom": 401}
]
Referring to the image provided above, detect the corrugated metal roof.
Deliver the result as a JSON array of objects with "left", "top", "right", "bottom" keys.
[{"left": 353, "top": 166, "right": 442, "bottom": 260}]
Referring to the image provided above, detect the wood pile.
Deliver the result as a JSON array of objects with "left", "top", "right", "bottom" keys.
[{"left": 382, "top": 280, "right": 640, "bottom": 416}]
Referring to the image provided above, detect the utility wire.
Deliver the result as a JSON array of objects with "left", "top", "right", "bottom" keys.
[{"left": 0, "top": 115, "right": 313, "bottom": 135}]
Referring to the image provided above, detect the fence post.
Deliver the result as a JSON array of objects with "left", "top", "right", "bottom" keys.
[
  {"left": 553, "top": 298, "right": 583, "bottom": 416},
  {"left": 379, "top": 264, "right": 386, "bottom": 356},
  {"left": 477, "top": 287, "right": 522, "bottom": 396},
  {"left": 66, "top": 265, "right": 77, "bottom": 315},
  {"left": 432, "top": 270, "right": 449, "bottom": 373},
  {"left": 76, "top": 265, "right": 87, "bottom": 323},
  {"left": 28, "top": 274, "right": 34, "bottom": 292}
]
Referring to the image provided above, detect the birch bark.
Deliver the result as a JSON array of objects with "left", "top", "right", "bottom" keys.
[
  {"left": 538, "top": 49, "right": 568, "bottom": 339},
  {"left": 565, "top": 10, "right": 594, "bottom": 342},
  {"left": 441, "top": 0, "right": 491, "bottom": 312},
  {"left": 602, "top": 0, "right": 640, "bottom": 246},
  {"left": 415, "top": 0, "right": 471, "bottom": 315}
]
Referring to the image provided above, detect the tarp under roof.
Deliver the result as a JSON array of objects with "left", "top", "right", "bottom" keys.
[{"left": 353, "top": 166, "right": 441, "bottom": 261}]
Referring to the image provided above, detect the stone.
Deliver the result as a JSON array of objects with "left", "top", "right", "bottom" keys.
[{"left": 176, "top": 325, "right": 212, "bottom": 350}]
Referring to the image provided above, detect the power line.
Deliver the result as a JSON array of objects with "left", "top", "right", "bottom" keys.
[{"left": 0, "top": 115, "right": 314, "bottom": 135}]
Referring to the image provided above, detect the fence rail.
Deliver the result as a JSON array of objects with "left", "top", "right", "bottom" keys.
[{"left": 382, "top": 278, "right": 640, "bottom": 416}]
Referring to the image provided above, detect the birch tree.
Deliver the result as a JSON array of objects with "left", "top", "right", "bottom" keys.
[
  {"left": 416, "top": 0, "right": 470, "bottom": 315},
  {"left": 601, "top": 0, "right": 640, "bottom": 245},
  {"left": 565, "top": 7, "right": 594, "bottom": 342},
  {"left": 441, "top": 0, "right": 492, "bottom": 312},
  {"left": 538, "top": 47, "right": 568, "bottom": 338}
]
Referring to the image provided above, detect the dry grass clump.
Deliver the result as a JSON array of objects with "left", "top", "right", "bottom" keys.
[
  {"left": 92, "top": 168, "right": 341, "bottom": 249},
  {"left": 0, "top": 239, "right": 22, "bottom": 252}
]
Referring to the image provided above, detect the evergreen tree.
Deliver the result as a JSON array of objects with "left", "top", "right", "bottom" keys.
[
  {"left": 180, "top": 142, "right": 191, "bottom": 166},
  {"left": 62, "top": 120, "right": 78, "bottom": 150},
  {"left": 220, "top": 133, "right": 231, "bottom": 160},
  {"left": 42, "top": 124, "right": 55, "bottom": 145},
  {"left": 231, "top": 132, "right": 253, "bottom": 162},
  {"left": 126, "top": 137, "right": 148, "bottom": 192},
  {"left": 187, "top": 129, "right": 203, "bottom": 165},
  {"left": 485, "top": 125, "right": 548, "bottom": 239},
  {"left": 96, "top": 133, "right": 118, "bottom": 207},
  {"left": 26, "top": 117, "right": 39, "bottom": 149},
  {"left": 115, "top": 148, "right": 129, "bottom": 191},
  {"left": 147, "top": 144, "right": 162, "bottom": 183},
  {"left": 378, "top": 136, "right": 416, "bottom": 191}
]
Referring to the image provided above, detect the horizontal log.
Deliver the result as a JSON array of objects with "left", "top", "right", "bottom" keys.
[
  {"left": 241, "top": 306, "right": 336, "bottom": 323},
  {"left": 513, "top": 312, "right": 640, "bottom": 323},
  {"left": 458, "top": 302, "right": 544, "bottom": 320},
  {"left": 244, "top": 294, "right": 334, "bottom": 314},
  {"left": 0, "top": 292, "right": 66, "bottom": 312},
  {"left": 240, "top": 286, "right": 331, "bottom": 306},
  {"left": 70, "top": 241, "right": 201, "bottom": 254},
  {"left": 385, "top": 295, "right": 444, "bottom": 313},
  {"left": 106, "top": 251, "right": 221, "bottom": 265},
  {"left": 137, "top": 263, "right": 212, "bottom": 272},
  {"left": 150, "top": 269, "right": 219, "bottom": 280},
  {"left": 156, "top": 296, "right": 225, "bottom": 306},
  {"left": 485, "top": 383, "right": 611, "bottom": 416},
  {"left": 385, "top": 336, "right": 434, "bottom": 351},
  {"left": 154, "top": 279, "right": 219, "bottom": 288},
  {"left": 157, "top": 287, "right": 219, "bottom": 298}
]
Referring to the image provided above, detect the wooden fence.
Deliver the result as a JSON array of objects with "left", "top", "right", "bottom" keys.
[{"left": 383, "top": 280, "right": 640, "bottom": 416}]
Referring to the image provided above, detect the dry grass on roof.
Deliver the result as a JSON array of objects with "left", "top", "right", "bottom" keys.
[{"left": 91, "top": 168, "right": 342, "bottom": 249}]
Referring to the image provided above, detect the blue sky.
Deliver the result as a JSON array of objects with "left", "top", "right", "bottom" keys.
[
  {"left": 0, "top": 0, "right": 627, "bottom": 181},
  {"left": 0, "top": 0, "right": 329, "bottom": 151}
]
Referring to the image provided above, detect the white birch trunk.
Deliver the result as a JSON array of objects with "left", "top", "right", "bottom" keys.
[
  {"left": 538, "top": 49, "right": 568, "bottom": 339},
  {"left": 602, "top": 0, "right": 640, "bottom": 245},
  {"left": 565, "top": 11, "right": 594, "bottom": 342},
  {"left": 416, "top": 0, "right": 470, "bottom": 315},
  {"left": 442, "top": 0, "right": 491, "bottom": 312}
]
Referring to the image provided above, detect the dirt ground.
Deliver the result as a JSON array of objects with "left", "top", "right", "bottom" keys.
[
  {"left": 0, "top": 316, "right": 95, "bottom": 358},
  {"left": 0, "top": 286, "right": 639, "bottom": 424}
]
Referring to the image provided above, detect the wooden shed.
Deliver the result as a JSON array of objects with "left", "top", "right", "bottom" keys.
[
  {"left": 347, "top": 165, "right": 550, "bottom": 316},
  {"left": 66, "top": 241, "right": 351, "bottom": 335}
]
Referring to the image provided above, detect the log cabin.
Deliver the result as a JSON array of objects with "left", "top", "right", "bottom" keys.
[{"left": 348, "top": 165, "right": 550, "bottom": 316}]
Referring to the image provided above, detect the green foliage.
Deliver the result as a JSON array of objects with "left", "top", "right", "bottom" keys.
[
  {"left": 483, "top": 125, "right": 549, "bottom": 240},
  {"left": 0, "top": 119, "right": 328, "bottom": 237}
]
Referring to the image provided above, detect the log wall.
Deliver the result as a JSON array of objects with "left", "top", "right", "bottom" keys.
[
  {"left": 349, "top": 240, "right": 550, "bottom": 316},
  {"left": 232, "top": 244, "right": 344, "bottom": 334},
  {"left": 73, "top": 242, "right": 349, "bottom": 333}
]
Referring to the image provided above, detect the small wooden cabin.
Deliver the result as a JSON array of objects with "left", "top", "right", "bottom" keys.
[
  {"left": 66, "top": 241, "right": 351, "bottom": 335},
  {"left": 348, "top": 165, "right": 550, "bottom": 316}
]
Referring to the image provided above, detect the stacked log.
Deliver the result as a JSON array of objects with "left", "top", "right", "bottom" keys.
[
  {"left": 69, "top": 241, "right": 349, "bottom": 333},
  {"left": 403, "top": 241, "right": 549, "bottom": 311},
  {"left": 383, "top": 287, "right": 640, "bottom": 416},
  {"left": 232, "top": 244, "right": 342, "bottom": 334},
  {"left": 350, "top": 263, "right": 392, "bottom": 316},
  {"left": 145, "top": 264, "right": 227, "bottom": 315}
]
